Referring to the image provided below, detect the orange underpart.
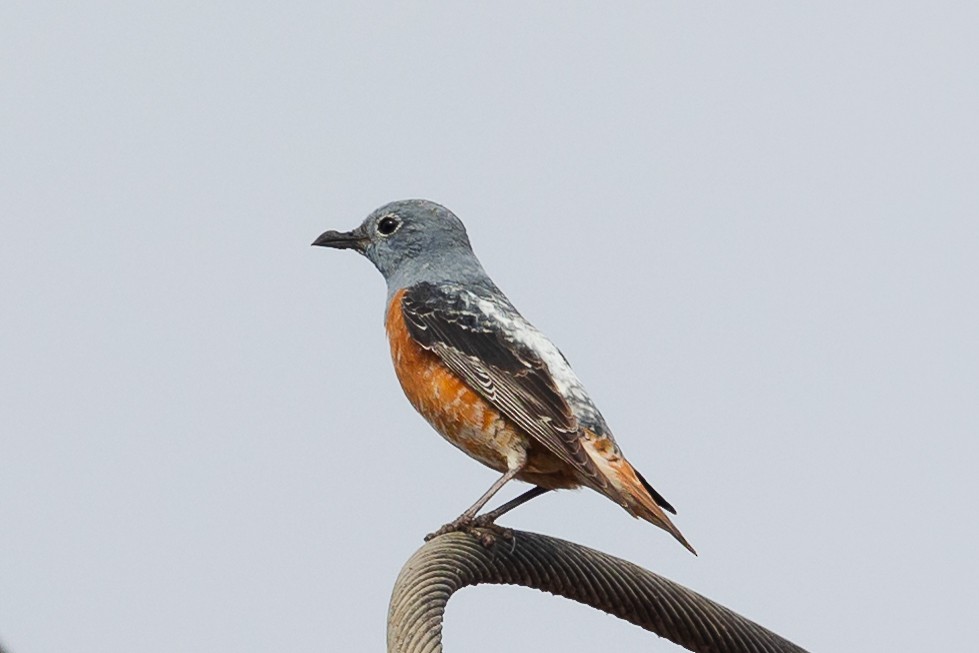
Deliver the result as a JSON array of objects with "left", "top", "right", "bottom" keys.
[
  {"left": 384, "top": 289, "right": 579, "bottom": 489},
  {"left": 386, "top": 289, "right": 510, "bottom": 469}
]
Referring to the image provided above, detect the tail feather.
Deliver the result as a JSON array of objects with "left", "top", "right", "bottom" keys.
[
  {"left": 618, "top": 463, "right": 697, "bottom": 555},
  {"left": 635, "top": 468, "right": 677, "bottom": 515},
  {"left": 621, "top": 463, "right": 697, "bottom": 555},
  {"left": 579, "top": 433, "right": 696, "bottom": 555},
  {"left": 591, "top": 463, "right": 695, "bottom": 554}
]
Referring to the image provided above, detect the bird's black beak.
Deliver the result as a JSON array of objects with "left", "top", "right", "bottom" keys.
[{"left": 311, "top": 227, "right": 369, "bottom": 252}]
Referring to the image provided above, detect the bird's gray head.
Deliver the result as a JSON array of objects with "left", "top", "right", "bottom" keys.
[{"left": 312, "top": 200, "right": 492, "bottom": 295}]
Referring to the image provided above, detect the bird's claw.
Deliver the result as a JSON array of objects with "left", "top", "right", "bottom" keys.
[
  {"left": 425, "top": 515, "right": 514, "bottom": 548},
  {"left": 424, "top": 514, "right": 473, "bottom": 541}
]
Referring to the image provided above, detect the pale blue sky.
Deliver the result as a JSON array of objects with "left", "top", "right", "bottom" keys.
[{"left": 2, "top": 3, "right": 977, "bottom": 651}]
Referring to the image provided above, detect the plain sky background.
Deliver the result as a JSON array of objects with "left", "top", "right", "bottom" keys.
[{"left": 2, "top": 2, "right": 977, "bottom": 651}]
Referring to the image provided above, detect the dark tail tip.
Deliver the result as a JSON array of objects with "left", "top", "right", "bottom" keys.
[
  {"left": 635, "top": 469, "right": 677, "bottom": 515},
  {"left": 678, "top": 534, "right": 698, "bottom": 556}
]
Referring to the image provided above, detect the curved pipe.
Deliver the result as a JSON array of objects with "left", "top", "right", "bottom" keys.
[{"left": 388, "top": 530, "right": 808, "bottom": 653}]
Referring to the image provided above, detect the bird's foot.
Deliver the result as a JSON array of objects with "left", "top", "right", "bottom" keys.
[
  {"left": 425, "top": 514, "right": 514, "bottom": 548},
  {"left": 470, "top": 514, "right": 514, "bottom": 547},
  {"left": 424, "top": 515, "right": 472, "bottom": 542}
]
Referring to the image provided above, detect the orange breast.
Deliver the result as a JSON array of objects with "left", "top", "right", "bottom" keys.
[
  {"left": 385, "top": 289, "right": 517, "bottom": 472},
  {"left": 384, "top": 288, "right": 581, "bottom": 489}
]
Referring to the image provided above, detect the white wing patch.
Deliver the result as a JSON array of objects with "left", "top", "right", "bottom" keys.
[{"left": 471, "top": 293, "right": 608, "bottom": 433}]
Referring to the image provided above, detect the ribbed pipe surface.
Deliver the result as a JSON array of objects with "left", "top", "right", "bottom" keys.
[{"left": 388, "top": 530, "right": 808, "bottom": 653}]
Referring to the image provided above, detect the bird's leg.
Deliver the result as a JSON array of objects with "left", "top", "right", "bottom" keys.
[
  {"left": 471, "top": 485, "right": 551, "bottom": 527},
  {"left": 426, "top": 453, "right": 526, "bottom": 544}
]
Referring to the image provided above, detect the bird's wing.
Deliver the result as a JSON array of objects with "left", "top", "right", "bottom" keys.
[{"left": 400, "top": 283, "right": 612, "bottom": 493}]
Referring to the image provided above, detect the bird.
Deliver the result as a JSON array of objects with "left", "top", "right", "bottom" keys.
[{"left": 312, "top": 200, "right": 695, "bottom": 554}]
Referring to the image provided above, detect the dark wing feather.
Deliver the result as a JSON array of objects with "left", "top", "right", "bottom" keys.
[{"left": 401, "top": 283, "right": 611, "bottom": 492}]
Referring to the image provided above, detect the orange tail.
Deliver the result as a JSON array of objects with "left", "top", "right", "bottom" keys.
[
  {"left": 610, "top": 459, "right": 697, "bottom": 555},
  {"left": 580, "top": 432, "right": 696, "bottom": 555}
]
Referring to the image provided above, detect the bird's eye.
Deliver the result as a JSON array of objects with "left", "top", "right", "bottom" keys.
[{"left": 377, "top": 216, "right": 401, "bottom": 236}]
